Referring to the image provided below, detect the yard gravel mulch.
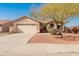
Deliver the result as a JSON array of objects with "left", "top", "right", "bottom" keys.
[{"left": 28, "top": 33, "right": 79, "bottom": 44}]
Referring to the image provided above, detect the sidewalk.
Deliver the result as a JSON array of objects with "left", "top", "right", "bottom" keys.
[{"left": 4, "top": 43, "right": 79, "bottom": 56}]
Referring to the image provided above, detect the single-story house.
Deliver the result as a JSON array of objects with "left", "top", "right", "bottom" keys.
[
  {"left": 0, "top": 16, "right": 56, "bottom": 34},
  {"left": 12, "top": 16, "right": 54, "bottom": 34}
]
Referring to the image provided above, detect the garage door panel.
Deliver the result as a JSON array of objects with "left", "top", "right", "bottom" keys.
[{"left": 17, "top": 25, "right": 38, "bottom": 34}]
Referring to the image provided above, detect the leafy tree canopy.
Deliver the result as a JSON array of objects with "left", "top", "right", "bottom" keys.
[{"left": 32, "top": 3, "right": 79, "bottom": 24}]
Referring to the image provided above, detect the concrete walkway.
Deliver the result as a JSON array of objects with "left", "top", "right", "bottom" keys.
[{"left": 0, "top": 33, "right": 79, "bottom": 56}]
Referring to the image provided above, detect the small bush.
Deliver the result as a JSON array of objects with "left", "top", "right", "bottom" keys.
[{"left": 48, "top": 28, "right": 57, "bottom": 35}]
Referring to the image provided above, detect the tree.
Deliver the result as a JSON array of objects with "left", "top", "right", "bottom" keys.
[
  {"left": 30, "top": 4, "right": 37, "bottom": 19},
  {"left": 31, "top": 3, "right": 79, "bottom": 36}
]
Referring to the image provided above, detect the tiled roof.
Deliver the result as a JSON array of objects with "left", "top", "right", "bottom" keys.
[
  {"left": 35, "top": 19, "right": 53, "bottom": 23},
  {"left": 0, "top": 20, "right": 12, "bottom": 25},
  {"left": 15, "top": 16, "right": 53, "bottom": 24}
]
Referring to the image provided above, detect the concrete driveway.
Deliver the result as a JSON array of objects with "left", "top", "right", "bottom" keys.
[
  {"left": 0, "top": 33, "right": 34, "bottom": 55},
  {"left": 0, "top": 33, "right": 79, "bottom": 56},
  {"left": 0, "top": 33, "right": 10, "bottom": 37}
]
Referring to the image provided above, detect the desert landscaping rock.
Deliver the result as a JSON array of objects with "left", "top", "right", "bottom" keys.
[{"left": 28, "top": 33, "right": 79, "bottom": 44}]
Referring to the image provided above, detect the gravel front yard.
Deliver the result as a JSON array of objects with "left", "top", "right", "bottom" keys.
[{"left": 28, "top": 33, "right": 79, "bottom": 44}]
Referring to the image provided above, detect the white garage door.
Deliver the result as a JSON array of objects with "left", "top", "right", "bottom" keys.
[{"left": 17, "top": 25, "right": 38, "bottom": 34}]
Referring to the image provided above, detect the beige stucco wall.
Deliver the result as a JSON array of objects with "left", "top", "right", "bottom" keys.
[
  {"left": 13, "top": 18, "right": 40, "bottom": 33},
  {"left": 9, "top": 26, "right": 15, "bottom": 33},
  {"left": 0, "top": 26, "right": 2, "bottom": 32}
]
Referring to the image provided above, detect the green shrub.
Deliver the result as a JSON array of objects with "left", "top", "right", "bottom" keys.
[{"left": 48, "top": 28, "right": 57, "bottom": 35}]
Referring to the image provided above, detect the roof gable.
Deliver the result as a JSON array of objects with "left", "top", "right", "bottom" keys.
[{"left": 14, "top": 16, "right": 39, "bottom": 25}]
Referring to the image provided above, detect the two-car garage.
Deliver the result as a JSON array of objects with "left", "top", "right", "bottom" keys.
[
  {"left": 14, "top": 16, "right": 40, "bottom": 34},
  {"left": 17, "top": 24, "right": 39, "bottom": 34}
]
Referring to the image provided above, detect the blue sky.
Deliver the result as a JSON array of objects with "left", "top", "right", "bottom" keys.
[
  {"left": 0, "top": 3, "right": 42, "bottom": 20},
  {"left": 65, "top": 17, "right": 79, "bottom": 27},
  {"left": 0, "top": 3, "right": 79, "bottom": 27}
]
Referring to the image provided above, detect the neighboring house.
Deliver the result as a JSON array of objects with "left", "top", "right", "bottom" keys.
[{"left": 0, "top": 20, "right": 12, "bottom": 33}]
